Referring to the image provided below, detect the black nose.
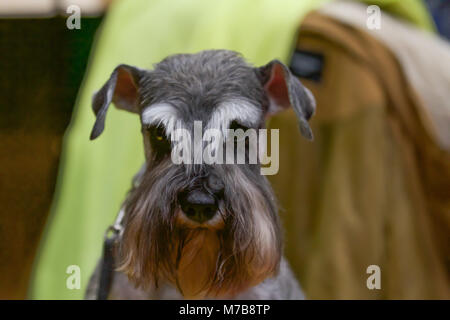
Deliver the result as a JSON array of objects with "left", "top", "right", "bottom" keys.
[{"left": 179, "top": 190, "right": 218, "bottom": 224}]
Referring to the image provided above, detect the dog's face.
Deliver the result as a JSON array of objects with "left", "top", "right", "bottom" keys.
[{"left": 90, "top": 50, "right": 315, "bottom": 298}]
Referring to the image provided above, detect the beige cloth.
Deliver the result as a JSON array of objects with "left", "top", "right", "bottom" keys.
[
  {"left": 321, "top": 1, "right": 450, "bottom": 151},
  {"left": 269, "top": 8, "right": 450, "bottom": 299}
]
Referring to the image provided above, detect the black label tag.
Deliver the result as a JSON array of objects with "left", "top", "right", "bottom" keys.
[{"left": 289, "top": 49, "right": 324, "bottom": 82}]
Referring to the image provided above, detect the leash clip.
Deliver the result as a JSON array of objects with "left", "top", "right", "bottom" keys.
[
  {"left": 97, "top": 207, "right": 125, "bottom": 300},
  {"left": 104, "top": 207, "right": 125, "bottom": 241}
]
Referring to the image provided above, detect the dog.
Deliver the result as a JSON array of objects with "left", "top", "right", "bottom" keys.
[{"left": 85, "top": 50, "right": 315, "bottom": 299}]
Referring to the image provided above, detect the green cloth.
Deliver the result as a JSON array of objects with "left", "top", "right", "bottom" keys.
[{"left": 31, "top": 0, "right": 434, "bottom": 299}]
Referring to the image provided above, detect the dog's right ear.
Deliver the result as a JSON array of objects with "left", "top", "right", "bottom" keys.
[{"left": 90, "top": 64, "right": 144, "bottom": 140}]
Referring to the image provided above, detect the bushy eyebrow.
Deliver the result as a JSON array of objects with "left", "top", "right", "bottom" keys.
[
  {"left": 141, "top": 103, "right": 183, "bottom": 138},
  {"left": 207, "top": 99, "right": 261, "bottom": 136}
]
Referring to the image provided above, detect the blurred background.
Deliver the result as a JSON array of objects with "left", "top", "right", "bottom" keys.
[{"left": 0, "top": 0, "right": 448, "bottom": 299}]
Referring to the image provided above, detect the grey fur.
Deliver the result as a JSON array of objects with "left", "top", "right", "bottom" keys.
[
  {"left": 90, "top": 50, "right": 315, "bottom": 141},
  {"left": 86, "top": 50, "right": 315, "bottom": 300}
]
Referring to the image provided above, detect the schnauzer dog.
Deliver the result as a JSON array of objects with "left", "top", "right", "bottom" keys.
[{"left": 85, "top": 50, "right": 315, "bottom": 299}]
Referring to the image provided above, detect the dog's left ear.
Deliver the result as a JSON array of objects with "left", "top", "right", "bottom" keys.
[
  {"left": 90, "top": 64, "right": 144, "bottom": 140},
  {"left": 256, "top": 60, "right": 316, "bottom": 140}
]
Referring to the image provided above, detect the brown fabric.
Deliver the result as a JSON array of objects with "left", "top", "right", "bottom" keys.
[
  {"left": 0, "top": 132, "right": 63, "bottom": 299},
  {"left": 268, "top": 12, "right": 450, "bottom": 299},
  {"left": 0, "top": 18, "right": 101, "bottom": 299},
  {"left": 320, "top": 1, "right": 450, "bottom": 151}
]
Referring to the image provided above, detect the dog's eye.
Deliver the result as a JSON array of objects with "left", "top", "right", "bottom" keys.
[
  {"left": 228, "top": 120, "right": 251, "bottom": 159},
  {"left": 229, "top": 120, "right": 249, "bottom": 132},
  {"left": 147, "top": 125, "right": 171, "bottom": 154},
  {"left": 154, "top": 127, "right": 165, "bottom": 141},
  {"left": 229, "top": 121, "right": 250, "bottom": 143}
]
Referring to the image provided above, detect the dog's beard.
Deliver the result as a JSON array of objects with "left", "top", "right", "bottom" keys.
[{"left": 117, "top": 162, "right": 282, "bottom": 298}]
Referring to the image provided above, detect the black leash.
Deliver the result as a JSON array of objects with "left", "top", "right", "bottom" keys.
[
  {"left": 97, "top": 207, "right": 124, "bottom": 300},
  {"left": 96, "top": 166, "right": 143, "bottom": 299}
]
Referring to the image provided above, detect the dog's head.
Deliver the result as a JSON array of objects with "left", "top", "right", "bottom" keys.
[{"left": 90, "top": 50, "right": 315, "bottom": 298}]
